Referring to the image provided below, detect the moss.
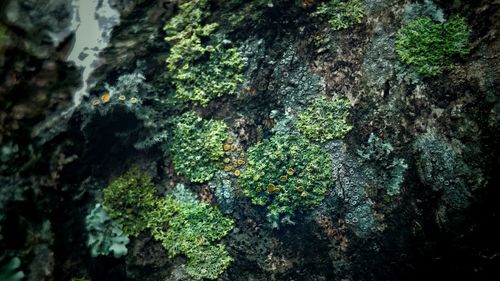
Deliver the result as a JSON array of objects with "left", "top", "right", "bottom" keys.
[
  {"left": 169, "top": 112, "right": 228, "bottom": 183},
  {"left": 0, "top": 23, "right": 8, "bottom": 49},
  {"left": 102, "top": 167, "right": 158, "bottom": 236},
  {"left": 239, "top": 135, "right": 333, "bottom": 225},
  {"left": 148, "top": 190, "right": 234, "bottom": 280},
  {"left": 313, "top": 0, "right": 364, "bottom": 31},
  {"left": 85, "top": 204, "right": 130, "bottom": 258},
  {"left": 297, "top": 96, "right": 353, "bottom": 142},
  {"left": 396, "top": 16, "right": 470, "bottom": 76},
  {"left": 164, "top": 0, "right": 244, "bottom": 106}
]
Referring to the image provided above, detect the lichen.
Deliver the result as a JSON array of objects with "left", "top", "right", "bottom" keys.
[
  {"left": 85, "top": 203, "right": 130, "bottom": 258},
  {"left": 148, "top": 187, "right": 234, "bottom": 280},
  {"left": 313, "top": 0, "right": 365, "bottom": 31},
  {"left": 164, "top": 0, "right": 244, "bottom": 106},
  {"left": 396, "top": 16, "right": 470, "bottom": 76},
  {"left": 169, "top": 112, "right": 228, "bottom": 183},
  {"left": 239, "top": 134, "right": 333, "bottom": 226},
  {"left": 102, "top": 167, "right": 158, "bottom": 236},
  {"left": 297, "top": 96, "right": 353, "bottom": 142}
]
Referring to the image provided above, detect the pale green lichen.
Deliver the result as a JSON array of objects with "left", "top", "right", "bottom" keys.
[
  {"left": 313, "top": 0, "right": 365, "bottom": 31},
  {"left": 297, "top": 96, "right": 353, "bottom": 142},
  {"left": 164, "top": 0, "right": 244, "bottom": 106},
  {"left": 169, "top": 112, "right": 228, "bottom": 183}
]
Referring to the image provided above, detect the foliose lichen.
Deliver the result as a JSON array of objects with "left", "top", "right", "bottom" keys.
[
  {"left": 85, "top": 203, "right": 130, "bottom": 258},
  {"left": 297, "top": 96, "right": 353, "bottom": 142},
  {"left": 102, "top": 167, "right": 158, "bottom": 236},
  {"left": 313, "top": 0, "right": 365, "bottom": 31},
  {"left": 239, "top": 134, "right": 333, "bottom": 226},
  {"left": 169, "top": 111, "right": 228, "bottom": 183},
  {"left": 147, "top": 185, "right": 234, "bottom": 280},
  {"left": 164, "top": 0, "right": 244, "bottom": 106},
  {"left": 396, "top": 16, "right": 470, "bottom": 76}
]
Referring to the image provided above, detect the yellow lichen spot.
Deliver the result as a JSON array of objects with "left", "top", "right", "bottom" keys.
[
  {"left": 279, "top": 175, "right": 288, "bottom": 182},
  {"left": 223, "top": 158, "right": 231, "bottom": 164},
  {"left": 92, "top": 99, "right": 100, "bottom": 106},
  {"left": 287, "top": 168, "right": 295, "bottom": 175},
  {"left": 274, "top": 185, "right": 281, "bottom": 192},
  {"left": 223, "top": 144, "right": 230, "bottom": 151},
  {"left": 225, "top": 151, "right": 231, "bottom": 156},
  {"left": 238, "top": 159, "right": 245, "bottom": 165},
  {"left": 296, "top": 186, "right": 304, "bottom": 193},
  {"left": 130, "top": 97, "right": 138, "bottom": 104},
  {"left": 118, "top": 95, "right": 126, "bottom": 101},
  {"left": 234, "top": 169, "right": 241, "bottom": 177},
  {"left": 101, "top": 92, "right": 111, "bottom": 103},
  {"left": 224, "top": 165, "right": 232, "bottom": 172},
  {"left": 227, "top": 137, "right": 233, "bottom": 144},
  {"left": 231, "top": 144, "right": 237, "bottom": 151},
  {"left": 267, "top": 184, "right": 275, "bottom": 193},
  {"left": 253, "top": 175, "right": 260, "bottom": 181}
]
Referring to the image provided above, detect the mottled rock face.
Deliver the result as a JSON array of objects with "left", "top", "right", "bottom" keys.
[{"left": 0, "top": 0, "right": 499, "bottom": 281}]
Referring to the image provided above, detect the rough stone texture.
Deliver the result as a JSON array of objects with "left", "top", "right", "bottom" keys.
[{"left": 0, "top": 0, "right": 499, "bottom": 280}]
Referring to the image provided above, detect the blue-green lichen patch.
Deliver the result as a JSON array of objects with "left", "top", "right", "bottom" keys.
[
  {"left": 85, "top": 204, "right": 130, "bottom": 258},
  {"left": 313, "top": 0, "right": 365, "bottom": 31},
  {"left": 396, "top": 16, "right": 470, "bottom": 76},
  {"left": 164, "top": 0, "right": 245, "bottom": 106},
  {"left": 239, "top": 135, "right": 333, "bottom": 225},
  {"left": 169, "top": 112, "right": 228, "bottom": 183},
  {"left": 297, "top": 96, "right": 353, "bottom": 142}
]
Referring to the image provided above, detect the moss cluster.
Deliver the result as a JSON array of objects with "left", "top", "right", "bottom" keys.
[
  {"left": 102, "top": 170, "right": 234, "bottom": 280},
  {"left": 169, "top": 112, "right": 228, "bottom": 183},
  {"left": 396, "top": 16, "right": 470, "bottom": 76},
  {"left": 239, "top": 135, "right": 333, "bottom": 224},
  {"left": 164, "top": 0, "right": 244, "bottom": 106},
  {"left": 313, "top": 0, "right": 364, "bottom": 31},
  {"left": 148, "top": 194, "right": 234, "bottom": 280},
  {"left": 102, "top": 167, "right": 158, "bottom": 236},
  {"left": 297, "top": 96, "right": 353, "bottom": 142},
  {"left": 0, "top": 23, "right": 8, "bottom": 49}
]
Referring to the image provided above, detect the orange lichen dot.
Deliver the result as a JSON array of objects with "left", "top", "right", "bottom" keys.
[
  {"left": 227, "top": 137, "right": 233, "bottom": 144},
  {"left": 237, "top": 159, "right": 245, "bottom": 165},
  {"left": 118, "top": 95, "right": 126, "bottom": 101},
  {"left": 231, "top": 144, "right": 237, "bottom": 151},
  {"left": 296, "top": 186, "right": 305, "bottom": 193},
  {"left": 101, "top": 92, "right": 111, "bottom": 103},
  {"left": 223, "top": 158, "right": 231, "bottom": 164},
  {"left": 223, "top": 144, "right": 230, "bottom": 151},
  {"left": 130, "top": 97, "right": 138, "bottom": 104},
  {"left": 253, "top": 175, "right": 260, "bottom": 181},
  {"left": 92, "top": 99, "right": 100, "bottom": 106},
  {"left": 287, "top": 168, "right": 295, "bottom": 175},
  {"left": 224, "top": 165, "right": 232, "bottom": 172},
  {"left": 234, "top": 169, "right": 241, "bottom": 177},
  {"left": 279, "top": 175, "right": 288, "bottom": 182}
]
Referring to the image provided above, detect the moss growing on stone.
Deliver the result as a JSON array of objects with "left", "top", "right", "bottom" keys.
[
  {"left": 297, "top": 96, "right": 353, "bottom": 142},
  {"left": 164, "top": 0, "right": 244, "bottom": 106},
  {"left": 239, "top": 135, "right": 333, "bottom": 225},
  {"left": 396, "top": 16, "right": 470, "bottom": 76},
  {"left": 169, "top": 112, "right": 228, "bottom": 183},
  {"left": 313, "top": 0, "right": 364, "bottom": 31},
  {"left": 85, "top": 204, "right": 130, "bottom": 258},
  {"left": 148, "top": 194, "right": 234, "bottom": 280},
  {"left": 102, "top": 167, "right": 158, "bottom": 236}
]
